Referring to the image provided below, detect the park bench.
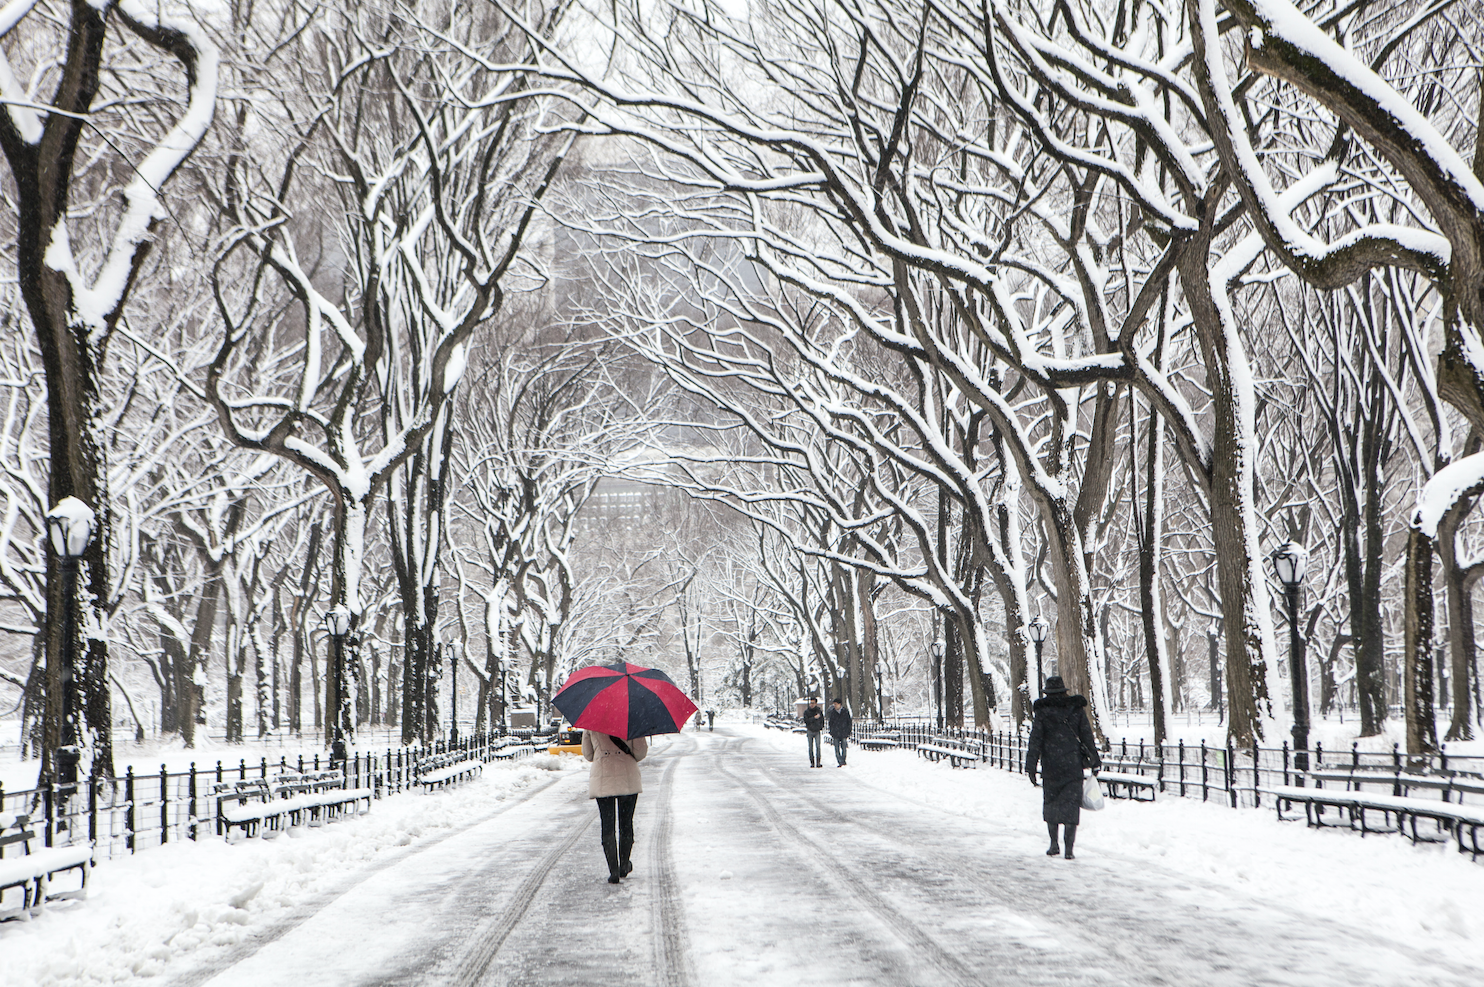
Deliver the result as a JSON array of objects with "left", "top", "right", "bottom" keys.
[
  {"left": 0, "top": 813, "right": 92, "bottom": 920},
  {"left": 491, "top": 743, "right": 534, "bottom": 760},
  {"left": 916, "top": 741, "right": 982, "bottom": 769},
  {"left": 418, "top": 754, "right": 482, "bottom": 791},
  {"left": 215, "top": 770, "right": 371, "bottom": 840},
  {"left": 275, "top": 770, "right": 372, "bottom": 823},
  {"left": 1259, "top": 784, "right": 1484, "bottom": 858},
  {"left": 1306, "top": 767, "right": 1484, "bottom": 804},
  {"left": 857, "top": 738, "right": 901, "bottom": 752},
  {"left": 214, "top": 779, "right": 280, "bottom": 839},
  {"left": 1098, "top": 771, "right": 1158, "bottom": 802}
]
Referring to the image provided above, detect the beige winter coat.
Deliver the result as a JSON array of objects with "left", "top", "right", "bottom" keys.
[{"left": 582, "top": 731, "right": 649, "bottom": 799}]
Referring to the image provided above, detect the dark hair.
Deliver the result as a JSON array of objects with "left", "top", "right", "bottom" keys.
[{"left": 832, "top": 697, "right": 842, "bottom": 704}]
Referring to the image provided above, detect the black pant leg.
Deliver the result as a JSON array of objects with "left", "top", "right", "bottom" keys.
[
  {"left": 617, "top": 793, "right": 638, "bottom": 867},
  {"left": 596, "top": 796, "right": 620, "bottom": 876}
]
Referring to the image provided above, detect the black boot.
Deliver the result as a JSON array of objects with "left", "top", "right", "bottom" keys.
[
  {"left": 1063, "top": 824, "right": 1077, "bottom": 860},
  {"left": 1045, "top": 822, "right": 1060, "bottom": 856},
  {"left": 619, "top": 831, "right": 634, "bottom": 878},
  {"left": 603, "top": 834, "right": 622, "bottom": 883}
]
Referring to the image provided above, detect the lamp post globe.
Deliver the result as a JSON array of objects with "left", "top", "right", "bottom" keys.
[
  {"left": 1028, "top": 615, "right": 1049, "bottom": 696},
  {"left": 1271, "top": 540, "right": 1311, "bottom": 774},
  {"left": 47, "top": 497, "right": 95, "bottom": 559},
  {"left": 46, "top": 497, "right": 95, "bottom": 795}
]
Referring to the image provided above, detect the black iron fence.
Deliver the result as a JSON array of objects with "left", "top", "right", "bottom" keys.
[
  {"left": 0, "top": 730, "right": 549, "bottom": 861},
  {"left": 854, "top": 719, "right": 1484, "bottom": 809}
]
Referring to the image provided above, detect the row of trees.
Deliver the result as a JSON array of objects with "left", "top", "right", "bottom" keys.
[{"left": 508, "top": 0, "right": 1484, "bottom": 752}]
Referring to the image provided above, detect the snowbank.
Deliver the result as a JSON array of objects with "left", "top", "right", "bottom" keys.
[{"left": 0, "top": 755, "right": 584, "bottom": 987}]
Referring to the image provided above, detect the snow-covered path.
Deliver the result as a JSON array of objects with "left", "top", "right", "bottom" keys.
[{"left": 123, "top": 727, "right": 1481, "bottom": 987}]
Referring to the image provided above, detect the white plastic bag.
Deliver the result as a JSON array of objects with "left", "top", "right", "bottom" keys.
[{"left": 1081, "top": 772, "right": 1106, "bottom": 811}]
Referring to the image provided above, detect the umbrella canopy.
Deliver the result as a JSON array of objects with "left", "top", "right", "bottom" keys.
[{"left": 552, "top": 662, "right": 698, "bottom": 740}]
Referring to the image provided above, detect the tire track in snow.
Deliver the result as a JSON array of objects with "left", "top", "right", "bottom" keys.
[
  {"left": 710, "top": 743, "right": 983, "bottom": 987},
  {"left": 447, "top": 812, "right": 595, "bottom": 987},
  {"left": 650, "top": 732, "right": 696, "bottom": 987},
  {"left": 165, "top": 771, "right": 571, "bottom": 987},
  {"left": 746, "top": 733, "right": 1484, "bottom": 987}
]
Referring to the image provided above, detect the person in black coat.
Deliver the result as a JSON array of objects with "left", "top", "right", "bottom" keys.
[
  {"left": 1025, "top": 676, "right": 1101, "bottom": 859},
  {"left": 802, "top": 697, "right": 826, "bottom": 767},
  {"left": 826, "top": 698, "right": 852, "bottom": 766}
]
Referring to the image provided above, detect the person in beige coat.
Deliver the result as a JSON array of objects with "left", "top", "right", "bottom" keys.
[{"left": 582, "top": 730, "right": 650, "bottom": 883}]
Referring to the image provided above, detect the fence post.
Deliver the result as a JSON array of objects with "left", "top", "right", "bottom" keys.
[
  {"left": 160, "top": 764, "right": 170, "bottom": 844},
  {"left": 239, "top": 759, "right": 246, "bottom": 782},
  {"left": 88, "top": 774, "right": 98, "bottom": 848},
  {"left": 1226, "top": 739, "right": 1236, "bottom": 808},
  {"left": 189, "top": 762, "right": 198, "bottom": 841},
  {"left": 1177, "top": 740, "right": 1185, "bottom": 797},
  {"left": 298, "top": 754, "right": 305, "bottom": 774},
  {"left": 1392, "top": 743, "right": 1402, "bottom": 796},
  {"left": 1200, "top": 741, "right": 1209, "bottom": 802},
  {"left": 1282, "top": 741, "right": 1290, "bottom": 787},
  {"left": 125, "top": 766, "right": 136, "bottom": 849},
  {"left": 1252, "top": 738, "right": 1261, "bottom": 808}
]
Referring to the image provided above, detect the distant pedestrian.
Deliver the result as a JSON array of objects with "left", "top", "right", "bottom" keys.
[
  {"left": 582, "top": 730, "right": 650, "bottom": 883},
  {"left": 706, "top": 709, "right": 715, "bottom": 731},
  {"left": 827, "top": 698, "right": 852, "bottom": 766},
  {"left": 802, "top": 697, "right": 825, "bottom": 767},
  {"left": 1025, "top": 676, "right": 1101, "bottom": 860}
]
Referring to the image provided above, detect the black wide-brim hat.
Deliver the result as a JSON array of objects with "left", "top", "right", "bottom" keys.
[{"left": 1043, "top": 676, "right": 1068, "bottom": 695}]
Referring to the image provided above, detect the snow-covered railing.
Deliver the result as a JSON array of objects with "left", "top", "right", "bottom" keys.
[
  {"left": 853, "top": 720, "right": 1484, "bottom": 814},
  {"left": 0, "top": 731, "right": 534, "bottom": 866}
]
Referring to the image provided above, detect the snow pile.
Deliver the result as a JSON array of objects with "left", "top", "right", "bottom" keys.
[{"left": 0, "top": 756, "right": 584, "bottom": 987}]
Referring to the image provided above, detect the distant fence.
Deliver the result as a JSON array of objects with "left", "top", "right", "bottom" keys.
[
  {"left": 854, "top": 720, "right": 1484, "bottom": 809},
  {"left": 0, "top": 730, "right": 550, "bottom": 861}
]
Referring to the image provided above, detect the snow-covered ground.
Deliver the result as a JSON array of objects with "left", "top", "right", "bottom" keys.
[
  {"left": 0, "top": 755, "right": 585, "bottom": 986},
  {"left": 2, "top": 721, "right": 1481, "bottom": 986}
]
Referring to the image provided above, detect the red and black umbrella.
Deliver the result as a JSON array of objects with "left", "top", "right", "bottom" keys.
[{"left": 552, "top": 662, "right": 698, "bottom": 740}]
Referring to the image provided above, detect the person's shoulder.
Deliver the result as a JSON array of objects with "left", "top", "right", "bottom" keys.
[{"left": 1031, "top": 694, "right": 1087, "bottom": 711}]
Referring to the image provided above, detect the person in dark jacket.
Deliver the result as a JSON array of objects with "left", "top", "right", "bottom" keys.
[
  {"left": 1025, "top": 676, "right": 1101, "bottom": 860},
  {"left": 827, "top": 698, "right": 852, "bottom": 766},
  {"left": 802, "top": 697, "right": 826, "bottom": 767}
]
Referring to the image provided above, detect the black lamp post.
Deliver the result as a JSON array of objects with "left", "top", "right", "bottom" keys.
[
  {"left": 46, "top": 497, "right": 94, "bottom": 800},
  {"left": 496, "top": 658, "right": 509, "bottom": 736},
  {"left": 448, "top": 640, "right": 460, "bottom": 745},
  {"left": 1028, "top": 615, "right": 1049, "bottom": 696},
  {"left": 1272, "top": 541, "right": 1310, "bottom": 775},
  {"left": 428, "top": 643, "right": 443, "bottom": 744},
  {"left": 930, "top": 640, "right": 944, "bottom": 731},
  {"left": 324, "top": 604, "right": 351, "bottom": 766}
]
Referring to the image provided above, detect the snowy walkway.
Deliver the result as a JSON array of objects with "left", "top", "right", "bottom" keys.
[
  {"left": 5, "top": 725, "right": 1483, "bottom": 985},
  {"left": 125, "top": 729, "right": 1478, "bottom": 986}
]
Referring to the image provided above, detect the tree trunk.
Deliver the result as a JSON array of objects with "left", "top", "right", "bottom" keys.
[
  {"left": 1136, "top": 400, "right": 1170, "bottom": 746},
  {"left": 1404, "top": 528, "right": 1440, "bottom": 757},
  {"left": 1179, "top": 248, "right": 1281, "bottom": 748}
]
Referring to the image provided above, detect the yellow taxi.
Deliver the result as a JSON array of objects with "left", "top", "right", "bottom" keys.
[{"left": 547, "top": 725, "right": 584, "bottom": 755}]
